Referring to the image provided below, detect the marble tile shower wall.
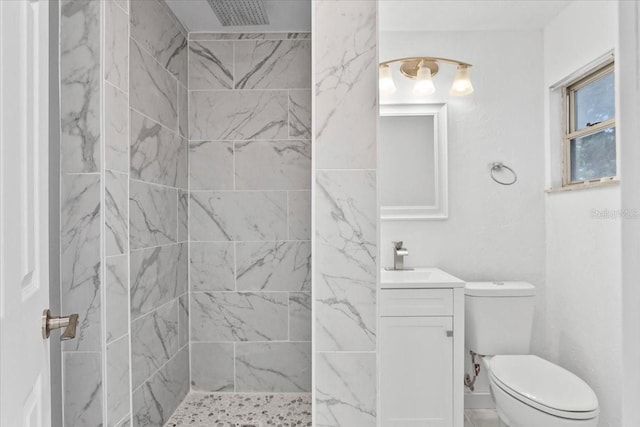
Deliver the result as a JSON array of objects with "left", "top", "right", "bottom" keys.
[
  {"left": 314, "top": 1, "right": 378, "bottom": 426},
  {"left": 187, "top": 32, "right": 312, "bottom": 393},
  {"left": 60, "top": 0, "right": 188, "bottom": 425},
  {"left": 128, "top": 0, "right": 189, "bottom": 425}
]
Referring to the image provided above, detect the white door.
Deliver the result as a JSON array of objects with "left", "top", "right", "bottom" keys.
[
  {"left": 380, "top": 316, "right": 453, "bottom": 427},
  {"left": 0, "top": 0, "right": 52, "bottom": 426}
]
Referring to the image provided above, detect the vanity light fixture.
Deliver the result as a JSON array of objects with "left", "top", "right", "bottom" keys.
[{"left": 379, "top": 57, "right": 474, "bottom": 96}]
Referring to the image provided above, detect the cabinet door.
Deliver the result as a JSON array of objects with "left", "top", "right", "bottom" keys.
[{"left": 380, "top": 316, "right": 453, "bottom": 427}]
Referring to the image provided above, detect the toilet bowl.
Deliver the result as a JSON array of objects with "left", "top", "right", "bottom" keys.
[
  {"left": 465, "top": 282, "right": 599, "bottom": 427},
  {"left": 483, "top": 355, "right": 599, "bottom": 427}
]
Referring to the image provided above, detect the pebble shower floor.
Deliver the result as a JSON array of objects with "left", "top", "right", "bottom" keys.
[{"left": 164, "top": 392, "right": 312, "bottom": 426}]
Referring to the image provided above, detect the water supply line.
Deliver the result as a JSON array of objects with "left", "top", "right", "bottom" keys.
[{"left": 464, "top": 351, "right": 481, "bottom": 392}]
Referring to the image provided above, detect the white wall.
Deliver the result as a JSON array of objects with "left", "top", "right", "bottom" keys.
[
  {"left": 618, "top": 2, "right": 640, "bottom": 425},
  {"left": 543, "top": 2, "right": 622, "bottom": 426},
  {"left": 379, "top": 31, "right": 546, "bottom": 336},
  {"left": 380, "top": 30, "right": 546, "bottom": 403}
]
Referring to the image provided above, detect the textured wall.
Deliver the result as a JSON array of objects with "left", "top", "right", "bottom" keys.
[
  {"left": 543, "top": 2, "right": 622, "bottom": 426},
  {"left": 313, "top": 1, "right": 378, "bottom": 425},
  {"left": 128, "top": 0, "right": 190, "bottom": 425},
  {"left": 187, "top": 32, "right": 312, "bottom": 392}
]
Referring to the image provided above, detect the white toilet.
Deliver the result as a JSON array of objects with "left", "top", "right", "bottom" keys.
[{"left": 465, "top": 281, "right": 599, "bottom": 427}]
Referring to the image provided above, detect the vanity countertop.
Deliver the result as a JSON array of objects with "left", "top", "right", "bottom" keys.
[{"left": 380, "top": 267, "right": 465, "bottom": 289}]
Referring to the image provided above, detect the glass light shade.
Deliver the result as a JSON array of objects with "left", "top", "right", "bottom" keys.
[
  {"left": 413, "top": 65, "right": 436, "bottom": 95},
  {"left": 379, "top": 64, "right": 397, "bottom": 94},
  {"left": 450, "top": 65, "right": 474, "bottom": 96}
]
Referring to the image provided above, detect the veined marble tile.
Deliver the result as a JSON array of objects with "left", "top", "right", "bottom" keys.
[
  {"left": 105, "top": 84, "right": 129, "bottom": 173},
  {"left": 289, "top": 90, "right": 311, "bottom": 140},
  {"left": 190, "top": 292, "right": 288, "bottom": 342},
  {"left": 288, "top": 191, "right": 311, "bottom": 240},
  {"left": 105, "top": 1, "right": 128, "bottom": 92},
  {"left": 61, "top": 174, "right": 101, "bottom": 352},
  {"left": 236, "top": 241, "right": 311, "bottom": 291},
  {"left": 132, "top": 346, "right": 189, "bottom": 427},
  {"left": 178, "top": 294, "right": 189, "bottom": 348},
  {"left": 178, "top": 83, "right": 188, "bottom": 139},
  {"left": 189, "top": 140, "right": 234, "bottom": 191},
  {"left": 190, "top": 90, "right": 288, "bottom": 141},
  {"left": 235, "top": 140, "right": 311, "bottom": 190},
  {"left": 190, "top": 191, "right": 287, "bottom": 241},
  {"left": 106, "top": 254, "right": 129, "bottom": 343},
  {"left": 289, "top": 292, "right": 312, "bottom": 341},
  {"left": 190, "top": 33, "right": 311, "bottom": 41},
  {"left": 112, "top": 0, "right": 128, "bottom": 14},
  {"left": 316, "top": 171, "right": 377, "bottom": 351},
  {"left": 188, "top": 40, "right": 233, "bottom": 90},
  {"left": 190, "top": 343, "right": 234, "bottom": 392},
  {"left": 106, "top": 170, "right": 129, "bottom": 256},
  {"left": 178, "top": 189, "right": 188, "bottom": 243},
  {"left": 235, "top": 40, "right": 311, "bottom": 90},
  {"left": 130, "top": 40, "right": 178, "bottom": 132},
  {"left": 60, "top": 0, "right": 100, "bottom": 173},
  {"left": 130, "top": 0, "right": 187, "bottom": 85},
  {"left": 190, "top": 33, "right": 265, "bottom": 41},
  {"left": 131, "top": 300, "right": 179, "bottom": 389},
  {"left": 130, "top": 243, "right": 187, "bottom": 319},
  {"left": 315, "top": 1, "right": 377, "bottom": 170},
  {"left": 189, "top": 242, "right": 235, "bottom": 292},
  {"left": 316, "top": 352, "right": 376, "bottom": 427},
  {"left": 107, "top": 335, "right": 131, "bottom": 427},
  {"left": 129, "top": 180, "right": 177, "bottom": 249},
  {"left": 130, "top": 109, "right": 187, "bottom": 189},
  {"left": 267, "top": 33, "right": 312, "bottom": 40},
  {"left": 236, "top": 342, "right": 311, "bottom": 392},
  {"left": 316, "top": 277, "right": 376, "bottom": 351},
  {"left": 64, "top": 352, "right": 102, "bottom": 427}
]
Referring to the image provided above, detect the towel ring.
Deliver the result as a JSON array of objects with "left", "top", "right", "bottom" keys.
[{"left": 490, "top": 162, "right": 517, "bottom": 186}]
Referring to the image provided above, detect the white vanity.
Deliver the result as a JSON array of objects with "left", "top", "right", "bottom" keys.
[{"left": 380, "top": 268, "right": 465, "bottom": 427}]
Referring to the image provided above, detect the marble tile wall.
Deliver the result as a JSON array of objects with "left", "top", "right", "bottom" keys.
[
  {"left": 187, "top": 32, "right": 312, "bottom": 393},
  {"left": 59, "top": 0, "right": 103, "bottom": 424},
  {"left": 129, "top": 0, "right": 189, "bottom": 426},
  {"left": 314, "top": 1, "right": 379, "bottom": 426},
  {"left": 60, "top": 0, "right": 189, "bottom": 425},
  {"left": 105, "top": 0, "right": 131, "bottom": 425}
]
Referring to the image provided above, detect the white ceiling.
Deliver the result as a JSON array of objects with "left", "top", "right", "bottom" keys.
[
  {"left": 165, "top": 0, "right": 311, "bottom": 33},
  {"left": 379, "top": 0, "right": 573, "bottom": 32}
]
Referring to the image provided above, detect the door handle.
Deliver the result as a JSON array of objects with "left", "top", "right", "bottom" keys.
[
  {"left": 42, "top": 309, "right": 79, "bottom": 340},
  {"left": 446, "top": 330, "right": 453, "bottom": 337}
]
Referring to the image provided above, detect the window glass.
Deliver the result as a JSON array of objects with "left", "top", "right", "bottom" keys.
[
  {"left": 573, "top": 71, "right": 615, "bottom": 131},
  {"left": 570, "top": 127, "right": 616, "bottom": 182}
]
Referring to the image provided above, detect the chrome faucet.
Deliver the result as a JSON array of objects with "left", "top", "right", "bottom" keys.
[{"left": 392, "top": 241, "right": 409, "bottom": 270}]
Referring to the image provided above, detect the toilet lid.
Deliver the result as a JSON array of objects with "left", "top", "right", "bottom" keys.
[{"left": 490, "top": 355, "right": 599, "bottom": 417}]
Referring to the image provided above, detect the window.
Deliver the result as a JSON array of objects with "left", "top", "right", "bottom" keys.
[{"left": 562, "top": 61, "right": 616, "bottom": 187}]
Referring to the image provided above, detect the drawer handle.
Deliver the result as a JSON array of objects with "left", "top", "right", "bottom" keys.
[{"left": 446, "top": 330, "right": 453, "bottom": 337}]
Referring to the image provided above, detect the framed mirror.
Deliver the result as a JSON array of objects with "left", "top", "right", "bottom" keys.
[{"left": 379, "top": 103, "right": 448, "bottom": 220}]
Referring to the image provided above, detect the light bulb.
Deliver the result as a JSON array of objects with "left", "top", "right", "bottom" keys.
[
  {"left": 413, "top": 65, "right": 436, "bottom": 95},
  {"left": 379, "top": 64, "right": 396, "bottom": 95},
  {"left": 450, "top": 65, "right": 474, "bottom": 96}
]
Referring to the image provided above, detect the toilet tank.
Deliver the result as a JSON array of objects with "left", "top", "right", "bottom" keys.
[{"left": 465, "top": 281, "right": 536, "bottom": 356}]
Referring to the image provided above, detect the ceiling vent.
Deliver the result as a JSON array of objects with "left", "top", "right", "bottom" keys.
[{"left": 205, "top": 0, "right": 270, "bottom": 26}]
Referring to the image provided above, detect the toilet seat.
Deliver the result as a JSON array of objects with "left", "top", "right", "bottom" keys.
[{"left": 489, "top": 355, "right": 599, "bottom": 420}]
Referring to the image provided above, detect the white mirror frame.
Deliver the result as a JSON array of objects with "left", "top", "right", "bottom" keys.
[{"left": 380, "top": 103, "right": 448, "bottom": 220}]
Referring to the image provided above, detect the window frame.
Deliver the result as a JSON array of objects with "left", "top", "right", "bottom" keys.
[{"left": 561, "top": 60, "right": 617, "bottom": 188}]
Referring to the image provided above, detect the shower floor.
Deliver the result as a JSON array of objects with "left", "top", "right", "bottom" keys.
[{"left": 165, "top": 392, "right": 312, "bottom": 427}]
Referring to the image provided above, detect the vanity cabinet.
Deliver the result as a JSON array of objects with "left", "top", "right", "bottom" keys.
[{"left": 379, "top": 277, "right": 464, "bottom": 427}]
